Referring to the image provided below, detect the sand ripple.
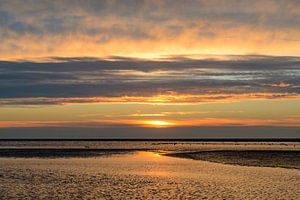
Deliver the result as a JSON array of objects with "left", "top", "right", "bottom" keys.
[{"left": 0, "top": 152, "right": 299, "bottom": 200}]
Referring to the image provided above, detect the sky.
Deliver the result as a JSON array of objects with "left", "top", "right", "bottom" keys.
[{"left": 0, "top": 0, "right": 300, "bottom": 138}]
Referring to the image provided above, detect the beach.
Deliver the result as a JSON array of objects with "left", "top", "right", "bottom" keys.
[{"left": 0, "top": 141, "right": 299, "bottom": 199}]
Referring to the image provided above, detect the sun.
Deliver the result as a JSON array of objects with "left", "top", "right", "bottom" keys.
[{"left": 143, "top": 120, "right": 174, "bottom": 128}]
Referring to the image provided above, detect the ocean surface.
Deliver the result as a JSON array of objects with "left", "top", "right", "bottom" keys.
[{"left": 0, "top": 140, "right": 299, "bottom": 199}]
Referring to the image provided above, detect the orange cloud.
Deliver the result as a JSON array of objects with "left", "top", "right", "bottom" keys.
[
  {"left": 1, "top": 1, "right": 300, "bottom": 60},
  {"left": 265, "top": 82, "right": 296, "bottom": 88},
  {"left": 1, "top": 118, "right": 300, "bottom": 128},
  {"left": 2, "top": 93, "right": 300, "bottom": 106}
]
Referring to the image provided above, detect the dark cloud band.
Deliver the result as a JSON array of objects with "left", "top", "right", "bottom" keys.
[{"left": 0, "top": 55, "right": 299, "bottom": 105}]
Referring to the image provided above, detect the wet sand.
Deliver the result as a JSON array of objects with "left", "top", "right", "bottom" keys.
[
  {"left": 0, "top": 148, "right": 299, "bottom": 169},
  {"left": 0, "top": 148, "right": 142, "bottom": 158},
  {"left": 165, "top": 150, "right": 300, "bottom": 169},
  {"left": 0, "top": 151, "right": 299, "bottom": 199},
  {"left": 0, "top": 141, "right": 299, "bottom": 199}
]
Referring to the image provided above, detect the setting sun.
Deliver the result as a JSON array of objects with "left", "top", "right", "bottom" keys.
[{"left": 143, "top": 120, "right": 175, "bottom": 128}]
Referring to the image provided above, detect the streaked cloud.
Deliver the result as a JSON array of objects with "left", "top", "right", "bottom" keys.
[
  {"left": 1, "top": 0, "right": 300, "bottom": 59},
  {"left": 1, "top": 118, "right": 300, "bottom": 128},
  {"left": 0, "top": 55, "right": 299, "bottom": 105}
]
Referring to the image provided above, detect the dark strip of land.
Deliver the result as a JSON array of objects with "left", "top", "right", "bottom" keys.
[
  {"left": 0, "top": 138, "right": 299, "bottom": 142},
  {"left": 0, "top": 148, "right": 146, "bottom": 158},
  {"left": 165, "top": 150, "right": 300, "bottom": 170}
]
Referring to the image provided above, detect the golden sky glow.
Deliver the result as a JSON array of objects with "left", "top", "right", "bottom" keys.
[
  {"left": 1, "top": 1, "right": 300, "bottom": 60},
  {"left": 1, "top": 99, "right": 300, "bottom": 128},
  {"left": 1, "top": 0, "right": 300, "bottom": 138}
]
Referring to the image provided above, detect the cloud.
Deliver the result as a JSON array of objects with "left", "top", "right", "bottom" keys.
[
  {"left": 1, "top": 118, "right": 300, "bottom": 128},
  {"left": 0, "top": 55, "right": 299, "bottom": 105},
  {"left": 1, "top": 126, "right": 300, "bottom": 139},
  {"left": 1, "top": 0, "right": 300, "bottom": 58}
]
